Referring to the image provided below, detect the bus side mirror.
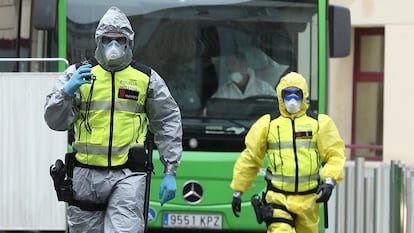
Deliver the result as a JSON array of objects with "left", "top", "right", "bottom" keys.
[
  {"left": 329, "top": 5, "right": 351, "bottom": 57},
  {"left": 32, "top": 0, "right": 58, "bottom": 30}
]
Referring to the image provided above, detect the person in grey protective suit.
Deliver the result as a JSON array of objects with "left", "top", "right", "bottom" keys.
[{"left": 44, "top": 6, "right": 182, "bottom": 233}]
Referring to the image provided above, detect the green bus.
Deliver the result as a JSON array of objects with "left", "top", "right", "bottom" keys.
[{"left": 2, "top": 0, "right": 350, "bottom": 232}]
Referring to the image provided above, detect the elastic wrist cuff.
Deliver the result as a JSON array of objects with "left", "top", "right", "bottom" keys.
[
  {"left": 325, "top": 177, "right": 336, "bottom": 186},
  {"left": 233, "top": 191, "right": 242, "bottom": 198},
  {"left": 164, "top": 163, "right": 177, "bottom": 176}
]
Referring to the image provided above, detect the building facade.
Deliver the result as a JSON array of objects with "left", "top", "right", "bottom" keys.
[{"left": 330, "top": 0, "right": 414, "bottom": 164}]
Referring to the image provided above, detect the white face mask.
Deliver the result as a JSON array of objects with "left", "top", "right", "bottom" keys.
[
  {"left": 230, "top": 72, "right": 243, "bottom": 84},
  {"left": 104, "top": 41, "right": 124, "bottom": 60},
  {"left": 284, "top": 98, "right": 301, "bottom": 114}
]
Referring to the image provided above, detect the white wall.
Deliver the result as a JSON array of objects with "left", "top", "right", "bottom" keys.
[
  {"left": 383, "top": 25, "right": 414, "bottom": 164},
  {"left": 330, "top": 0, "right": 414, "bottom": 25},
  {"left": 328, "top": 31, "right": 354, "bottom": 158},
  {"left": 0, "top": 73, "right": 67, "bottom": 230},
  {"left": 330, "top": 0, "right": 414, "bottom": 165}
]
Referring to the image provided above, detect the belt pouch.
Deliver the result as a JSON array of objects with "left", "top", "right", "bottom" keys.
[{"left": 127, "top": 144, "right": 148, "bottom": 172}]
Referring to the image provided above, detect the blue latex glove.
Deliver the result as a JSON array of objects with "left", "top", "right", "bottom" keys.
[
  {"left": 63, "top": 64, "right": 92, "bottom": 95},
  {"left": 159, "top": 174, "right": 176, "bottom": 206}
]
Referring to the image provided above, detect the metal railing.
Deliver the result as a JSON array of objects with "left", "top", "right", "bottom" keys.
[
  {"left": 346, "top": 144, "right": 383, "bottom": 161},
  {"left": 0, "top": 57, "right": 69, "bottom": 71},
  {"left": 389, "top": 161, "right": 414, "bottom": 233},
  {"left": 330, "top": 159, "right": 414, "bottom": 233}
]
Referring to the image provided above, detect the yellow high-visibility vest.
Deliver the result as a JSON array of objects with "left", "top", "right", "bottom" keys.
[
  {"left": 266, "top": 113, "right": 320, "bottom": 193},
  {"left": 73, "top": 63, "right": 150, "bottom": 168}
]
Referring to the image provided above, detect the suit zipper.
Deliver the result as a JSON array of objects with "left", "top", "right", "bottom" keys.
[
  {"left": 291, "top": 119, "right": 299, "bottom": 193},
  {"left": 108, "top": 72, "right": 116, "bottom": 168}
]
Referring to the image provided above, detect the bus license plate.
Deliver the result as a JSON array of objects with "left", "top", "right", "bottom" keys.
[{"left": 162, "top": 212, "right": 222, "bottom": 229}]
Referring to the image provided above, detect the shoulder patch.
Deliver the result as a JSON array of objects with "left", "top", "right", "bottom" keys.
[
  {"left": 270, "top": 110, "right": 281, "bottom": 120},
  {"left": 130, "top": 61, "right": 151, "bottom": 77},
  {"left": 306, "top": 110, "right": 318, "bottom": 120}
]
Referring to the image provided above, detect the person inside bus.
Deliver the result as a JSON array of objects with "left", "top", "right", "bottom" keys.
[
  {"left": 230, "top": 72, "right": 345, "bottom": 233},
  {"left": 44, "top": 6, "right": 182, "bottom": 233},
  {"left": 211, "top": 51, "right": 276, "bottom": 99}
]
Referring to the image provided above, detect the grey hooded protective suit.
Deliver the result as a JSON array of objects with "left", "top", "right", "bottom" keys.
[{"left": 44, "top": 6, "right": 182, "bottom": 233}]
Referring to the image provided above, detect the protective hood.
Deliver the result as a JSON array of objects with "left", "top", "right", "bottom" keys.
[
  {"left": 95, "top": 6, "right": 134, "bottom": 43},
  {"left": 94, "top": 6, "right": 134, "bottom": 71},
  {"left": 276, "top": 72, "right": 309, "bottom": 117}
]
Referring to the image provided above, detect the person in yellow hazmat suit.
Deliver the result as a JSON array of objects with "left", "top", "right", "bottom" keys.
[{"left": 230, "top": 72, "right": 345, "bottom": 233}]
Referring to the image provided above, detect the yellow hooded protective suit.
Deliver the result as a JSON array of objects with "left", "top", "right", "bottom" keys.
[{"left": 230, "top": 72, "right": 345, "bottom": 233}]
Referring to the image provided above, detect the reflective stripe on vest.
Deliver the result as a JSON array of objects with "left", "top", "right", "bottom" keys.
[
  {"left": 80, "top": 100, "right": 145, "bottom": 113},
  {"left": 268, "top": 141, "right": 317, "bottom": 150},
  {"left": 266, "top": 115, "right": 320, "bottom": 193},
  {"left": 73, "top": 64, "right": 149, "bottom": 167},
  {"left": 265, "top": 169, "right": 319, "bottom": 183}
]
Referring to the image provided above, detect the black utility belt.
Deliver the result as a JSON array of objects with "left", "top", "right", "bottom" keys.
[
  {"left": 267, "top": 184, "right": 318, "bottom": 195},
  {"left": 73, "top": 160, "right": 130, "bottom": 170}
]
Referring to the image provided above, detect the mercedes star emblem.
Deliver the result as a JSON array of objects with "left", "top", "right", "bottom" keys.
[{"left": 182, "top": 180, "right": 203, "bottom": 205}]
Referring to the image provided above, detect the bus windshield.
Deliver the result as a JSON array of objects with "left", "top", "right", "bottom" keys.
[{"left": 67, "top": 0, "right": 319, "bottom": 151}]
